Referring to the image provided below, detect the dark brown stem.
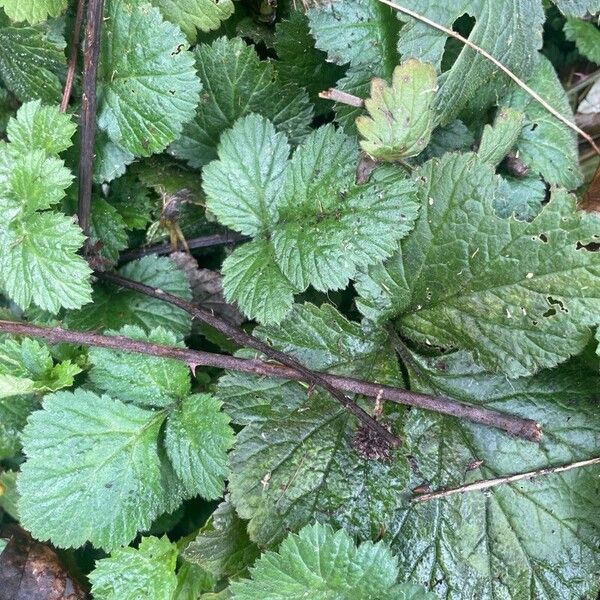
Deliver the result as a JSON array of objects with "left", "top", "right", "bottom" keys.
[
  {"left": 118, "top": 231, "right": 248, "bottom": 263},
  {"left": 96, "top": 271, "right": 401, "bottom": 448},
  {"left": 60, "top": 0, "right": 86, "bottom": 113},
  {"left": 0, "top": 319, "right": 541, "bottom": 441},
  {"left": 77, "top": 0, "right": 104, "bottom": 239}
]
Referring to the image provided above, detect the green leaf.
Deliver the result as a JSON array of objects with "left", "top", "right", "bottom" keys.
[
  {"left": 389, "top": 351, "right": 600, "bottom": 599},
  {"left": 0, "top": 394, "right": 37, "bottom": 460},
  {"left": 164, "top": 394, "right": 234, "bottom": 499},
  {"left": 230, "top": 523, "right": 436, "bottom": 600},
  {"left": 6, "top": 98, "right": 75, "bottom": 156},
  {"left": 0, "top": 470, "right": 19, "bottom": 520},
  {"left": 564, "top": 18, "right": 600, "bottom": 64},
  {"left": 308, "top": 0, "right": 400, "bottom": 129},
  {"left": 553, "top": 0, "right": 600, "bottom": 17},
  {"left": 90, "top": 536, "right": 178, "bottom": 600},
  {"left": 18, "top": 390, "right": 168, "bottom": 550},
  {"left": 0, "top": 101, "right": 91, "bottom": 313},
  {"left": 170, "top": 37, "right": 312, "bottom": 169},
  {"left": 477, "top": 107, "right": 524, "bottom": 167},
  {"left": 88, "top": 325, "right": 191, "bottom": 408},
  {"left": 175, "top": 561, "right": 216, "bottom": 600},
  {"left": 0, "top": 0, "right": 67, "bottom": 24},
  {"left": 356, "top": 59, "right": 437, "bottom": 161},
  {"left": 495, "top": 174, "right": 546, "bottom": 221},
  {"left": 65, "top": 255, "right": 192, "bottom": 337},
  {"left": 89, "top": 197, "right": 129, "bottom": 264},
  {"left": 97, "top": 0, "right": 201, "bottom": 157},
  {"left": 356, "top": 152, "right": 600, "bottom": 377},
  {"left": 183, "top": 501, "right": 259, "bottom": 579},
  {"left": 309, "top": 0, "right": 399, "bottom": 73},
  {"left": 221, "top": 238, "right": 298, "bottom": 325},
  {"left": 0, "top": 21, "right": 65, "bottom": 103},
  {"left": 274, "top": 11, "right": 345, "bottom": 115},
  {"left": 202, "top": 115, "right": 290, "bottom": 237},
  {"left": 0, "top": 337, "right": 79, "bottom": 398},
  {"left": 150, "top": 0, "right": 235, "bottom": 41},
  {"left": 502, "top": 55, "right": 583, "bottom": 189},
  {"left": 204, "top": 115, "right": 419, "bottom": 324},
  {"left": 222, "top": 303, "right": 409, "bottom": 545},
  {"left": 0, "top": 211, "right": 92, "bottom": 312},
  {"left": 395, "top": 0, "right": 545, "bottom": 124}
]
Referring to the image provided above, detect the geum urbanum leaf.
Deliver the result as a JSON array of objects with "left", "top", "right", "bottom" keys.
[
  {"left": 97, "top": 0, "right": 201, "bottom": 158},
  {"left": 564, "top": 17, "right": 600, "bottom": 64},
  {"left": 230, "top": 523, "right": 437, "bottom": 600},
  {"left": 389, "top": 350, "right": 600, "bottom": 599},
  {"left": 220, "top": 303, "right": 410, "bottom": 546},
  {"left": 203, "top": 114, "right": 419, "bottom": 324},
  {"left": 356, "top": 151, "right": 600, "bottom": 377},
  {"left": 90, "top": 535, "right": 178, "bottom": 600},
  {"left": 170, "top": 36, "right": 313, "bottom": 169},
  {"left": 18, "top": 378, "right": 234, "bottom": 550},
  {"left": 0, "top": 101, "right": 92, "bottom": 313},
  {"left": 356, "top": 59, "right": 437, "bottom": 161}
]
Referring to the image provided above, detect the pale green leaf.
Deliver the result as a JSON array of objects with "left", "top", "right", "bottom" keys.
[
  {"left": 150, "top": 0, "right": 235, "bottom": 41},
  {"left": 175, "top": 562, "right": 216, "bottom": 600},
  {"left": 65, "top": 255, "right": 192, "bottom": 337},
  {"left": 356, "top": 152, "right": 600, "bottom": 377},
  {"left": 203, "top": 115, "right": 290, "bottom": 236},
  {"left": 6, "top": 100, "right": 75, "bottom": 155},
  {"left": 503, "top": 55, "right": 583, "bottom": 189},
  {"left": 356, "top": 59, "right": 437, "bottom": 161},
  {"left": 221, "top": 238, "right": 297, "bottom": 325},
  {"left": 0, "top": 22, "right": 65, "bottom": 103},
  {"left": 183, "top": 501, "right": 259, "bottom": 579},
  {"left": 395, "top": 0, "right": 544, "bottom": 125},
  {"left": 204, "top": 116, "right": 419, "bottom": 324},
  {"left": 89, "top": 325, "right": 191, "bottom": 408},
  {"left": 390, "top": 351, "right": 600, "bottom": 599},
  {"left": 0, "top": 0, "right": 67, "bottom": 24},
  {"left": 223, "top": 303, "right": 409, "bottom": 545},
  {"left": 564, "top": 18, "right": 600, "bottom": 64},
  {"left": 495, "top": 174, "right": 546, "bottom": 221},
  {"left": 90, "top": 536, "right": 178, "bottom": 600},
  {"left": 164, "top": 394, "right": 235, "bottom": 499},
  {"left": 477, "top": 107, "right": 524, "bottom": 167},
  {"left": 0, "top": 337, "right": 79, "bottom": 398},
  {"left": 97, "top": 0, "right": 201, "bottom": 157},
  {"left": 230, "top": 523, "right": 436, "bottom": 600},
  {"left": 170, "top": 37, "right": 312, "bottom": 169},
  {"left": 18, "top": 390, "right": 168, "bottom": 550},
  {"left": 0, "top": 211, "right": 92, "bottom": 312}
]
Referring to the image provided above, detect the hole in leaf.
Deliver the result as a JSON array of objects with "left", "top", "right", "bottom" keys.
[{"left": 441, "top": 14, "right": 476, "bottom": 72}]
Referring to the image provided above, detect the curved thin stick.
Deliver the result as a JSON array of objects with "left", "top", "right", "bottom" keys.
[
  {"left": 377, "top": 0, "right": 600, "bottom": 155},
  {"left": 412, "top": 456, "right": 600, "bottom": 502}
]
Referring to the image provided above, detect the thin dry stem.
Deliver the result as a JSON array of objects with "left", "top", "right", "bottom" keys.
[
  {"left": 376, "top": 0, "right": 600, "bottom": 155},
  {"left": 412, "top": 456, "right": 600, "bottom": 502}
]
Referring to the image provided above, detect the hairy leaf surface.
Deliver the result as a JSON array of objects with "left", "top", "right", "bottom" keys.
[
  {"left": 0, "top": 0, "right": 67, "bottom": 24},
  {"left": 389, "top": 351, "right": 600, "bottom": 599},
  {"left": 356, "top": 152, "right": 600, "bottom": 377}
]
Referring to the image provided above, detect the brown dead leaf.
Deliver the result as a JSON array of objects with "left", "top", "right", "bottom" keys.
[{"left": 0, "top": 525, "right": 87, "bottom": 600}]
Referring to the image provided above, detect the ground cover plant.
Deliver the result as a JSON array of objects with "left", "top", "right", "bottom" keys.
[{"left": 0, "top": 0, "right": 599, "bottom": 598}]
